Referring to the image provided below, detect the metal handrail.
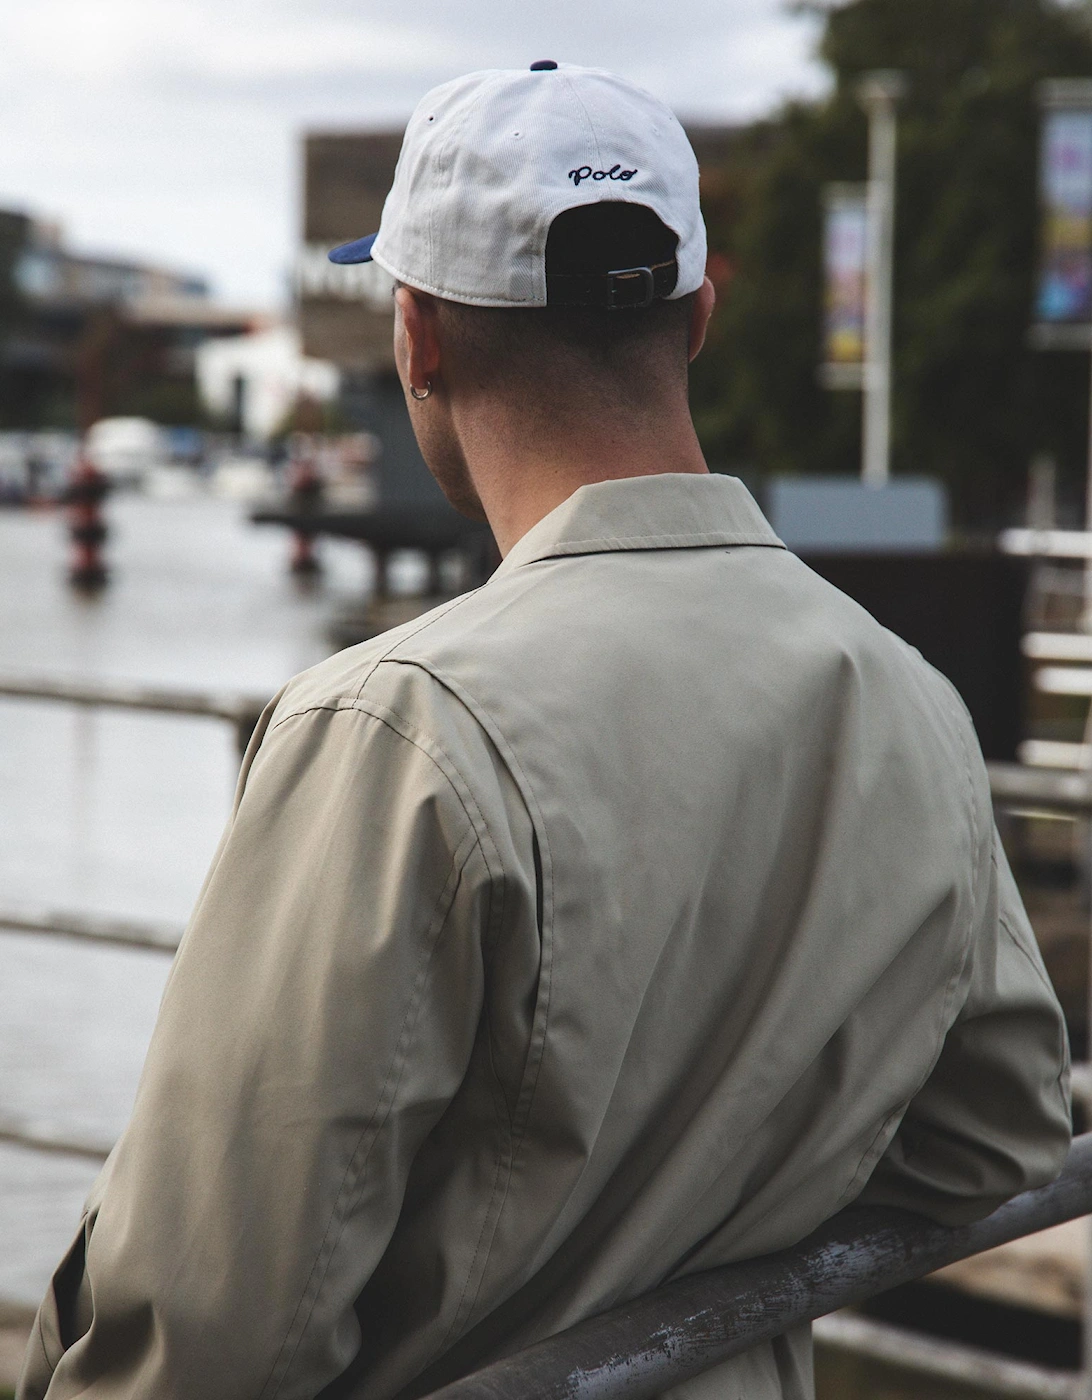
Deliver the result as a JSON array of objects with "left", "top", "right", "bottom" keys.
[
  {"left": 0, "top": 907, "right": 182, "bottom": 953},
  {"left": 0, "top": 1110, "right": 112, "bottom": 1164},
  {"left": 425, "top": 1135, "right": 1092, "bottom": 1400},
  {"left": 986, "top": 760, "right": 1092, "bottom": 814},
  {"left": 0, "top": 672, "right": 268, "bottom": 754}
]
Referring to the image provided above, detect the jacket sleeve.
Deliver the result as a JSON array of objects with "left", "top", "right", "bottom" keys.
[
  {"left": 18, "top": 699, "right": 494, "bottom": 1400},
  {"left": 857, "top": 827, "right": 1072, "bottom": 1225}
]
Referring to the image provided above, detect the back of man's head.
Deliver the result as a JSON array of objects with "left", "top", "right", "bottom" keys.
[
  {"left": 434, "top": 201, "right": 694, "bottom": 421},
  {"left": 328, "top": 63, "right": 712, "bottom": 527},
  {"left": 328, "top": 63, "right": 707, "bottom": 379}
]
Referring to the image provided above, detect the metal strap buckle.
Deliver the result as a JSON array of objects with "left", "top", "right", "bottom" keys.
[{"left": 605, "top": 265, "right": 656, "bottom": 310}]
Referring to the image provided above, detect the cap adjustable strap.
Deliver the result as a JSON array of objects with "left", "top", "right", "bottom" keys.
[{"left": 545, "top": 257, "right": 678, "bottom": 310}]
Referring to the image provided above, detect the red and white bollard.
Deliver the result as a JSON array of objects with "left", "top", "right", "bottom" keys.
[
  {"left": 66, "top": 455, "right": 110, "bottom": 589},
  {"left": 287, "top": 448, "right": 323, "bottom": 576}
]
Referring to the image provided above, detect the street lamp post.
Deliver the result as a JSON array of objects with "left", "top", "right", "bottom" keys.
[{"left": 857, "top": 71, "right": 906, "bottom": 487}]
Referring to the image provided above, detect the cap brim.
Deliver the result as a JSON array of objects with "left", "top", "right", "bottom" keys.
[{"left": 328, "top": 233, "right": 378, "bottom": 265}]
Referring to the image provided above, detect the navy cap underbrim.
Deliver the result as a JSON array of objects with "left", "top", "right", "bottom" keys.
[{"left": 328, "top": 233, "right": 378, "bottom": 265}]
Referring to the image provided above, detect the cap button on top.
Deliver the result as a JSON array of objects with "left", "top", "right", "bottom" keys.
[{"left": 530, "top": 60, "right": 558, "bottom": 71}]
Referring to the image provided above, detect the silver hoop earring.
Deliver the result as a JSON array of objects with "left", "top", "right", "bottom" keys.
[{"left": 410, "top": 381, "right": 432, "bottom": 401}]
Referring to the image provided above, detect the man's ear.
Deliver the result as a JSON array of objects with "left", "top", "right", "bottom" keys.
[
  {"left": 688, "top": 276, "right": 716, "bottom": 363},
  {"left": 395, "top": 286, "right": 443, "bottom": 397}
]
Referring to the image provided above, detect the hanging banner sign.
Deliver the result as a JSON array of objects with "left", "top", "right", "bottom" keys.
[
  {"left": 1036, "top": 106, "right": 1092, "bottom": 326},
  {"left": 821, "top": 184, "right": 867, "bottom": 387}
]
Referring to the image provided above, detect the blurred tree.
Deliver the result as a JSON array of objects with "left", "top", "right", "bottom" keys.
[{"left": 690, "top": 0, "right": 1092, "bottom": 528}]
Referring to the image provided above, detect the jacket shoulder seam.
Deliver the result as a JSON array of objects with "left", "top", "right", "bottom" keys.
[
  {"left": 377, "top": 657, "right": 557, "bottom": 1334},
  {"left": 349, "top": 588, "right": 485, "bottom": 704},
  {"left": 265, "top": 697, "right": 498, "bottom": 876}
]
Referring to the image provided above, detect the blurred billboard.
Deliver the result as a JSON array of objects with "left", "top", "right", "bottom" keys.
[
  {"left": 1033, "top": 80, "right": 1092, "bottom": 349},
  {"left": 1037, "top": 106, "right": 1092, "bottom": 324},
  {"left": 819, "top": 183, "right": 867, "bottom": 389}
]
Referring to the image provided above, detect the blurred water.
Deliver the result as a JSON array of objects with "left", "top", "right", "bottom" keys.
[{"left": 0, "top": 495, "right": 370, "bottom": 1307}]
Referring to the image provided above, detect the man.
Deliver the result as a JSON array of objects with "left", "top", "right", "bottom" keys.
[{"left": 21, "top": 63, "right": 1070, "bottom": 1400}]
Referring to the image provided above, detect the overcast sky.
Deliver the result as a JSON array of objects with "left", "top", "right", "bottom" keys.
[{"left": 0, "top": 0, "right": 830, "bottom": 311}]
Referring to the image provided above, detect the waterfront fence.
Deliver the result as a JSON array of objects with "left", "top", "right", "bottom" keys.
[
  {"left": 3, "top": 679, "right": 1092, "bottom": 1397},
  {"left": 0, "top": 673, "right": 265, "bottom": 757}
]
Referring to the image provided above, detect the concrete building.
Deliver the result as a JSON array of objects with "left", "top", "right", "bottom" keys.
[
  {"left": 196, "top": 325, "right": 339, "bottom": 442},
  {"left": 0, "top": 208, "right": 259, "bottom": 430}
]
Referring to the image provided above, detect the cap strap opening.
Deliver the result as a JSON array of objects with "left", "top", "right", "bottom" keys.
[{"left": 545, "top": 257, "right": 678, "bottom": 310}]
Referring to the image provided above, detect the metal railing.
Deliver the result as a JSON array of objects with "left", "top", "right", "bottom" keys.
[
  {"left": 0, "top": 1110, "right": 114, "bottom": 1164},
  {"left": 3, "top": 679, "right": 1092, "bottom": 1396},
  {"left": 0, "top": 906, "right": 183, "bottom": 954},
  {"left": 425, "top": 1135, "right": 1092, "bottom": 1400},
  {"left": 0, "top": 672, "right": 267, "bottom": 756},
  {"left": 987, "top": 760, "right": 1092, "bottom": 817},
  {"left": 0, "top": 676, "right": 257, "bottom": 1162}
]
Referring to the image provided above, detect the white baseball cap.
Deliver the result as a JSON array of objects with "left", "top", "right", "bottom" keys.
[{"left": 328, "top": 61, "right": 707, "bottom": 311}]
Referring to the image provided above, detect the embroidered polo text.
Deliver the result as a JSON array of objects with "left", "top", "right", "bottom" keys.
[{"left": 568, "top": 165, "right": 637, "bottom": 187}]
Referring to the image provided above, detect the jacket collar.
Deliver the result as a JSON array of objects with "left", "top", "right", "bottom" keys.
[{"left": 493, "top": 473, "right": 784, "bottom": 576}]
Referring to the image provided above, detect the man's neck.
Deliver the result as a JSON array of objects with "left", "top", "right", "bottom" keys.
[{"left": 457, "top": 401, "right": 710, "bottom": 557}]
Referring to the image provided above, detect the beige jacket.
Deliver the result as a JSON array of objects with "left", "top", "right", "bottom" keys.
[{"left": 21, "top": 473, "right": 1070, "bottom": 1400}]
